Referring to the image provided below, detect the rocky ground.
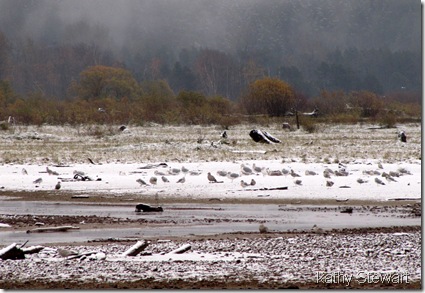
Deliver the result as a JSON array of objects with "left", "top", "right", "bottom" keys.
[
  {"left": 0, "top": 203, "right": 422, "bottom": 290},
  {"left": 0, "top": 226, "right": 421, "bottom": 289}
]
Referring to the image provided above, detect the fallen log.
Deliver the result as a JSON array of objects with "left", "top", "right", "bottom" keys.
[
  {"left": 387, "top": 197, "right": 421, "bottom": 201},
  {"left": 135, "top": 203, "right": 164, "bottom": 212},
  {"left": 67, "top": 251, "right": 99, "bottom": 260},
  {"left": 26, "top": 225, "right": 80, "bottom": 233},
  {"left": 169, "top": 244, "right": 191, "bottom": 254},
  {"left": 71, "top": 195, "right": 90, "bottom": 199},
  {"left": 122, "top": 240, "right": 150, "bottom": 257},
  {"left": 241, "top": 186, "right": 288, "bottom": 191},
  {"left": 22, "top": 245, "right": 45, "bottom": 255},
  {"left": 0, "top": 243, "right": 25, "bottom": 260}
]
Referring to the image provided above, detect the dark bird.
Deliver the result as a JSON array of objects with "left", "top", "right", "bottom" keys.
[
  {"left": 323, "top": 170, "right": 331, "bottom": 178},
  {"left": 221, "top": 130, "right": 228, "bottom": 139},
  {"left": 33, "top": 178, "right": 42, "bottom": 184},
  {"left": 290, "top": 169, "right": 301, "bottom": 178},
  {"left": 88, "top": 158, "right": 95, "bottom": 165},
  {"left": 326, "top": 180, "right": 334, "bottom": 187},
  {"left": 374, "top": 177, "right": 385, "bottom": 185},
  {"left": 149, "top": 177, "right": 157, "bottom": 185},
  {"left": 136, "top": 178, "right": 149, "bottom": 186},
  {"left": 55, "top": 181, "right": 61, "bottom": 190},
  {"left": 250, "top": 179, "right": 256, "bottom": 186},
  {"left": 207, "top": 172, "right": 218, "bottom": 183}
]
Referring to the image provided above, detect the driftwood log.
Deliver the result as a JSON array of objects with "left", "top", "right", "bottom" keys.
[
  {"left": 26, "top": 225, "right": 80, "bottom": 233},
  {"left": 22, "top": 245, "right": 45, "bottom": 255},
  {"left": 242, "top": 186, "right": 288, "bottom": 191},
  {"left": 66, "top": 251, "right": 99, "bottom": 260},
  {"left": 122, "top": 240, "right": 150, "bottom": 257},
  {"left": 249, "top": 129, "right": 281, "bottom": 144},
  {"left": 135, "top": 204, "right": 163, "bottom": 212},
  {"left": 0, "top": 243, "right": 26, "bottom": 260},
  {"left": 169, "top": 244, "right": 191, "bottom": 254}
]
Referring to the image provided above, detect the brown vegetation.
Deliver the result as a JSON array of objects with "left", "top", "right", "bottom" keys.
[{"left": 0, "top": 65, "right": 420, "bottom": 127}]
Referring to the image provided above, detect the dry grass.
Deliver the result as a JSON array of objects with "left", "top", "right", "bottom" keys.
[{"left": 0, "top": 122, "right": 420, "bottom": 165}]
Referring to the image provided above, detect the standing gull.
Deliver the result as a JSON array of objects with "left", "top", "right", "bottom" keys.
[
  {"left": 240, "top": 164, "right": 253, "bottom": 175},
  {"left": 227, "top": 172, "right": 240, "bottom": 182},
  {"left": 252, "top": 163, "right": 264, "bottom": 174},
  {"left": 217, "top": 170, "right": 228, "bottom": 177}
]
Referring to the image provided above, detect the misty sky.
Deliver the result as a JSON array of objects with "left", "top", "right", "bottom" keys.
[{"left": 0, "top": 0, "right": 420, "bottom": 58}]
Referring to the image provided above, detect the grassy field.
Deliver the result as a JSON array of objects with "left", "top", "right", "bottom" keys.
[{"left": 0, "top": 122, "right": 421, "bottom": 165}]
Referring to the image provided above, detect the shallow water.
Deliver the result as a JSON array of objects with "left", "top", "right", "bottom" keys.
[{"left": 0, "top": 201, "right": 420, "bottom": 245}]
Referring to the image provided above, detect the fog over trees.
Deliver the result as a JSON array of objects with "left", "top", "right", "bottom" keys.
[{"left": 0, "top": 0, "right": 421, "bottom": 102}]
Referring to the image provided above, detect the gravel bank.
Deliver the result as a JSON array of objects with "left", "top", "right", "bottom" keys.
[{"left": 0, "top": 227, "right": 421, "bottom": 289}]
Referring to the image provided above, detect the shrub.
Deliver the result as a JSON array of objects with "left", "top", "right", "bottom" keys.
[{"left": 301, "top": 117, "right": 319, "bottom": 133}]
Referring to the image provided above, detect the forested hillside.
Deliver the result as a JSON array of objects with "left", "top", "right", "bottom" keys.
[{"left": 0, "top": 0, "right": 421, "bottom": 125}]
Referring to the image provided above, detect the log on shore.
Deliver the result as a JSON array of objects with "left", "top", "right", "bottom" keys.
[
  {"left": 169, "top": 244, "right": 191, "bottom": 254},
  {"left": 22, "top": 245, "right": 45, "bottom": 255},
  {"left": 71, "top": 195, "right": 90, "bottom": 199},
  {"left": 0, "top": 243, "right": 25, "bottom": 260},
  {"left": 122, "top": 240, "right": 150, "bottom": 257},
  {"left": 135, "top": 204, "right": 163, "bottom": 212},
  {"left": 26, "top": 226, "right": 80, "bottom": 233},
  {"left": 242, "top": 186, "right": 288, "bottom": 191},
  {"left": 66, "top": 251, "right": 99, "bottom": 260}
]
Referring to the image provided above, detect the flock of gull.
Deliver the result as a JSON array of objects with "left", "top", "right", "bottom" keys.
[
  {"left": 20, "top": 160, "right": 412, "bottom": 192},
  {"left": 131, "top": 161, "right": 411, "bottom": 190}
]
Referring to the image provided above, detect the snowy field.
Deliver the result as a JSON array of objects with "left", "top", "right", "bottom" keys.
[
  {"left": 0, "top": 122, "right": 421, "bottom": 202},
  {"left": 0, "top": 122, "right": 421, "bottom": 289}
]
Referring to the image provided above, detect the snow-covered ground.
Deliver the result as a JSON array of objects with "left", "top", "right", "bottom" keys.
[
  {"left": 0, "top": 123, "right": 421, "bottom": 202},
  {"left": 0, "top": 159, "right": 421, "bottom": 202}
]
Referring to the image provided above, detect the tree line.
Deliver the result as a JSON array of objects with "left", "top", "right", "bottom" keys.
[{"left": 0, "top": 64, "right": 420, "bottom": 128}]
